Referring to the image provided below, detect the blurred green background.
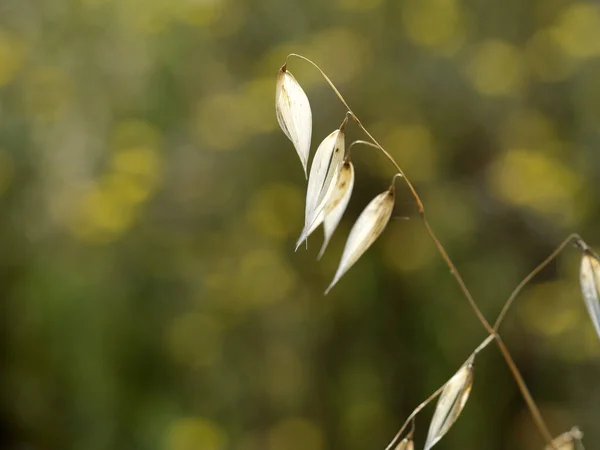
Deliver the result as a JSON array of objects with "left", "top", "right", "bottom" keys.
[{"left": 1, "top": 0, "right": 600, "bottom": 449}]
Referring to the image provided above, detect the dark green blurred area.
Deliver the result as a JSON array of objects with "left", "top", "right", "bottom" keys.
[{"left": 1, "top": 0, "right": 600, "bottom": 449}]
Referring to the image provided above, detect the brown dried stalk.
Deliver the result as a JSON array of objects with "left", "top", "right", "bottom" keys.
[
  {"left": 285, "top": 52, "right": 558, "bottom": 447},
  {"left": 279, "top": 53, "right": 600, "bottom": 449}
]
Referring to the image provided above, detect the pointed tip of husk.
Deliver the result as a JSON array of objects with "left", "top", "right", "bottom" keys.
[
  {"left": 295, "top": 224, "right": 311, "bottom": 251},
  {"left": 294, "top": 235, "right": 306, "bottom": 252},
  {"left": 316, "top": 243, "right": 327, "bottom": 261},
  {"left": 324, "top": 270, "right": 342, "bottom": 295}
]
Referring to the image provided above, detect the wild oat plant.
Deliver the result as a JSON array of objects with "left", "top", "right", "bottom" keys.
[{"left": 275, "top": 54, "right": 599, "bottom": 450}]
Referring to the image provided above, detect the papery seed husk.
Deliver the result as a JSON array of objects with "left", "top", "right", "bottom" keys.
[
  {"left": 579, "top": 254, "right": 600, "bottom": 340},
  {"left": 314, "top": 130, "right": 345, "bottom": 211},
  {"left": 295, "top": 160, "right": 354, "bottom": 253},
  {"left": 318, "top": 161, "right": 355, "bottom": 259},
  {"left": 325, "top": 186, "right": 395, "bottom": 294},
  {"left": 394, "top": 437, "right": 414, "bottom": 450},
  {"left": 304, "top": 129, "right": 344, "bottom": 230},
  {"left": 424, "top": 355, "right": 475, "bottom": 450},
  {"left": 295, "top": 132, "right": 344, "bottom": 250},
  {"left": 276, "top": 67, "right": 312, "bottom": 177},
  {"left": 545, "top": 427, "right": 584, "bottom": 450}
]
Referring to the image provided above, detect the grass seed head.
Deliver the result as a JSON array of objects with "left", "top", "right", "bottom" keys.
[
  {"left": 424, "top": 355, "right": 475, "bottom": 450},
  {"left": 579, "top": 253, "right": 600, "bottom": 340},
  {"left": 275, "top": 65, "right": 312, "bottom": 178}
]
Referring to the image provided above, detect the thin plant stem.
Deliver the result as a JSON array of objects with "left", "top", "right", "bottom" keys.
[
  {"left": 385, "top": 334, "right": 495, "bottom": 450},
  {"left": 494, "top": 335, "right": 555, "bottom": 445},
  {"left": 286, "top": 53, "right": 557, "bottom": 447},
  {"left": 384, "top": 384, "right": 445, "bottom": 450},
  {"left": 493, "top": 233, "right": 583, "bottom": 332},
  {"left": 288, "top": 53, "right": 490, "bottom": 332},
  {"left": 346, "top": 139, "right": 381, "bottom": 159}
]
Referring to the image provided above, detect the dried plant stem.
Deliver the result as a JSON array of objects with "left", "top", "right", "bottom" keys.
[
  {"left": 385, "top": 384, "right": 446, "bottom": 450},
  {"left": 287, "top": 53, "right": 490, "bottom": 333},
  {"left": 385, "top": 334, "right": 495, "bottom": 450},
  {"left": 287, "top": 53, "right": 556, "bottom": 446},
  {"left": 494, "top": 233, "right": 583, "bottom": 331},
  {"left": 494, "top": 335, "right": 555, "bottom": 444}
]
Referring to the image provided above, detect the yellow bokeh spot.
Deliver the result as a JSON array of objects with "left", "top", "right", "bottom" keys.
[
  {"left": 163, "top": 418, "right": 226, "bottom": 450},
  {"left": 519, "top": 281, "right": 600, "bottom": 361},
  {"left": 403, "top": 0, "right": 466, "bottom": 54},
  {"left": 268, "top": 418, "right": 324, "bottom": 450},
  {"left": 111, "top": 146, "right": 162, "bottom": 194},
  {"left": 68, "top": 183, "right": 137, "bottom": 245},
  {"left": 0, "top": 150, "right": 14, "bottom": 196},
  {"left": 465, "top": 40, "right": 525, "bottom": 96},
  {"left": 102, "top": 172, "right": 153, "bottom": 205},
  {"left": 554, "top": 3, "right": 600, "bottom": 59},
  {"left": 166, "top": 313, "right": 222, "bottom": 368},
  {"left": 336, "top": 0, "right": 383, "bottom": 11},
  {"left": 194, "top": 93, "right": 247, "bottom": 151},
  {"left": 246, "top": 183, "right": 304, "bottom": 240},
  {"left": 520, "top": 282, "right": 580, "bottom": 336},
  {"left": 0, "top": 31, "right": 26, "bottom": 87},
  {"left": 68, "top": 124, "right": 162, "bottom": 244},
  {"left": 379, "top": 123, "right": 437, "bottom": 182},
  {"left": 489, "top": 149, "right": 581, "bottom": 226},
  {"left": 112, "top": 119, "right": 161, "bottom": 151},
  {"left": 525, "top": 28, "right": 577, "bottom": 83}
]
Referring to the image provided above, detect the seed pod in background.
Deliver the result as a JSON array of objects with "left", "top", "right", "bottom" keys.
[
  {"left": 325, "top": 182, "right": 395, "bottom": 294},
  {"left": 275, "top": 65, "right": 312, "bottom": 177},
  {"left": 544, "top": 427, "right": 584, "bottom": 450},
  {"left": 579, "top": 253, "right": 600, "bottom": 340},
  {"left": 394, "top": 437, "right": 414, "bottom": 450},
  {"left": 424, "top": 355, "right": 475, "bottom": 450}
]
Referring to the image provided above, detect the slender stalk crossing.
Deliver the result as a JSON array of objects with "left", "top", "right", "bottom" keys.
[{"left": 284, "top": 53, "right": 595, "bottom": 449}]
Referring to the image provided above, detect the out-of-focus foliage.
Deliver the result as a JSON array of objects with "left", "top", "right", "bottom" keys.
[{"left": 1, "top": 0, "right": 600, "bottom": 449}]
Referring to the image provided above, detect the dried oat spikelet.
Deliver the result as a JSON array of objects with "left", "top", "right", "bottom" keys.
[
  {"left": 325, "top": 178, "right": 396, "bottom": 294},
  {"left": 318, "top": 159, "right": 355, "bottom": 259},
  {"left": 545, "top": 427, "right": 584, "bottom": 450},
  {"left": 579, "top": 252, "right": 600, "bottom": 340},
  {"left": 394, "top": 437, "right": 414, "bottom": 450},
  {"left": 424, "top": 355, "right": 475, "bottom": 450},
  {"left": 275, "top": 64, "right": 312, "bottom": 177},
  {"left": 296, "top": 123, "right": 345, "bottom": 248},
  {"left": 295, "top": 159, "right": 355, "bottom": 255}
]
